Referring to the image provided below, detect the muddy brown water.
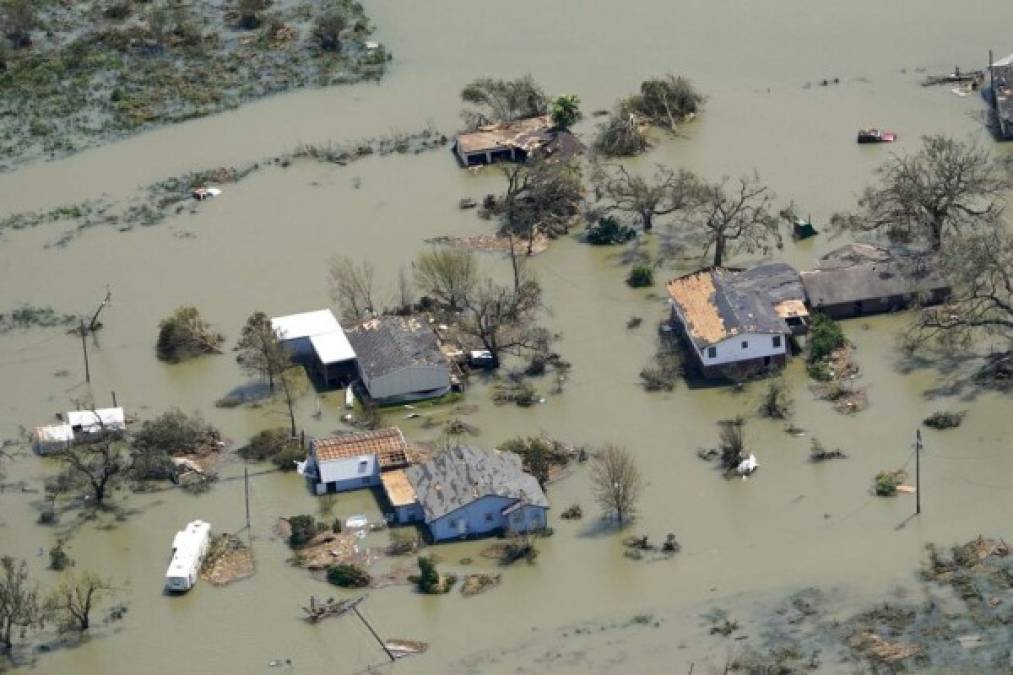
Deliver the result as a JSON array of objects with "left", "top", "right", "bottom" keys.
[{"left": 2, "top": 2, "right": 1013, "bottom": 673}]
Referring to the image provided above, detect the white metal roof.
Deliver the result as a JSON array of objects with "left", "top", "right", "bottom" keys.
[
  {"left": 165, "top": 520, "right": 212, "bottom": 578},
  {"left": 271, "top": 310, "right": 341, "bottom": 341},
  {"left": 993, "top": 54, "right": 1013, "bottom": 68},
  {"left": 35, "top": 424, "right": 74, "bottom": 443},
  {"left": 65, "top": 407, "right": 125, "bottom": 433},
  {"left": 309, "top": 330, "right": 356, "bottom": 365}
]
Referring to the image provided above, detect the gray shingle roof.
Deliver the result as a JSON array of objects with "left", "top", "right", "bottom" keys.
[
  {"left": 667, "top": 264, "right": 802, "bottom": 350},
  {"left": 800, "top": 244, "right": 948, "bottom": 307},
  {"left": 405, "top": 446, "right": 548, "bottom": 522},
  {"left": 345, "top": 316, "right": 447, "bottom": 380}
]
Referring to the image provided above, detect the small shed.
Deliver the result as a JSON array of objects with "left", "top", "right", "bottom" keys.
[
  {"left": 65, "top": 407, "right": 126, "bottom": 434},
  {"left": 32, "top": 424, "right": 74, "bottom": 456},
  {"left": 271, "top": 309, "right": 357, "bottom": 388},
  {"left": 345, "top": 316, "right": 451, "bottom": 403}
]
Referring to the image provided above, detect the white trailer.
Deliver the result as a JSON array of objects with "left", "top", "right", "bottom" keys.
[{"left": 165, "top": 520, "right": 212, "bottom": 592}]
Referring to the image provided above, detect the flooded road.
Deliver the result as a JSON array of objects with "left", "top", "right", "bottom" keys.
[{"left": 2, "top": 1, "right": 1013, "bottom": 673}]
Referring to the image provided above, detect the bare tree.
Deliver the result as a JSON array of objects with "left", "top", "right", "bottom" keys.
[
  {"left": 0, "top": 557, "right": 44, "bottom": 653},
  {"left": 460, "top": 75, "right": 548, "bottom": 128},
  {"left": 46, "top": 571, "right": 116, "bottom": 633},
  {"left": 459, "top": 274, "right": 549, "bottom": 369},
  {"left": 589, "top": 445, "right": 642, "bottom": 524},
  {"left": 395, "top": 265, "right": 416, "bottom": 313},
  {"left": 414, "top": 247, "right": 478, "bottom": 311},
  {"left": 329, "top": 256, "right": 376, "bottom": 324},
  {"left": 496, "top": 159, "right": 583, "bottom": 254},
  {"left": 592, "top": 163, "right": 698, "bottom": 231},
  {"left": 276, "top": 368, "right": 304, "bottom": 438},
  {"left": 668, "top": 173, "right": 781, "bottom": 268},
  {"left": 906, "top": 227, "right": 1013, "bottom": 350},
  {"left": 235, "top": 311, "right": 293, "bottom": 392},
  {"left": 831, "top": 135, "right": 1012, "bottom": 252},
  {"left": 53, "top": 437, "right": 127, "bottom": 507}
]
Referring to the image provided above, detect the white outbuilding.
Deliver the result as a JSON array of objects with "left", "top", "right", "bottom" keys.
[{"left": 270, "top": 309, "right": 358, "bottom": 388}]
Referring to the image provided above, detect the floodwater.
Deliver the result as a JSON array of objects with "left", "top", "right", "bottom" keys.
[{"left": 2, "top": 1, "right": 1013, "bottom": 673}]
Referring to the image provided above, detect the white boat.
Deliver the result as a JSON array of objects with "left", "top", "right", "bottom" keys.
[{"left": 165, "top": 520, "right": 212, "bottom": 592}]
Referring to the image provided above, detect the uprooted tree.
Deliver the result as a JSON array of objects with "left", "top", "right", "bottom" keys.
[
  {"left": 590, "top": 445, "right": 642, "bottom": 524},
  {"left": 830, "top": 135, "right": 1013, "bottom": 252},
  {"left": 626, "top": 75, "right": 704, "bottom": 130},
  {"left": 662, "top": 172, "right": 781, "bottom": 268},
  {"left": 156, "top": 306, "right": 224, "bottom": 363},
  {"left": 130, "top": 408, "right": 222, "bottom": 482},
  {"left": 460, "top": 75, "right": 548, "bottom": 128},
  {"left": 414, "top": 246, "right": 478, "bottom": 312},
  {"left": 235, "top": 311, "right": 294, "bottom": 392},
  {"left": 492, "top": 158, "right": 583, "bottom": 254},
  {"left": 592, "top": 163, "right": 698, "bottom": 232},
  {"left": 0, "top": 556, "right": 44, "bottom": 654},
  {"left": 592, "top": 108, "right": 650, "bottom": 157}
]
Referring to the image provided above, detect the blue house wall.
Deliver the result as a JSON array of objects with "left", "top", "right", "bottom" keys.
[{"left": 427, "top": 496, "right": 548, "bottom": 542}]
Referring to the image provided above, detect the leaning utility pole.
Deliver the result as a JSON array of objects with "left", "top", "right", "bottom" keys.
[
  {"left": 352, "top": 604, "right": 395, "bottom": 663},
  {"left": 79, "top": 319, "right": 91, "bottom": 383},
  {"left": 915, "top": 429, "right": 922, "bottom": 516},
  {"left": 243, "top": 465, "right": 251, "bottom": 531}
]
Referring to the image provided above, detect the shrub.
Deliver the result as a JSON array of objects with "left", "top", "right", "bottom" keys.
[
  {"left": 387, "top": 529, "right": 419, "bottom": 556},
  {"left": 156, "top": 306, "right": 223, "bottom": 363},
  {"left": 923, "top": 410, "right": 966, "bottom": 430},
  {"left": 640, "top": 348, "right": 681, "bottom": 391},
  {"left": 874, "top": 470, "right": 905, "bottom": 497},
  {"left": 287, "top": 515, "right": 324, "bottom": 548},
  {"left": 586, "top": 216, "right": 636, "bottom": 246},
  {"left": 497, "top": 436, "right": 571, "bottom": 487},
  {"left": 133, "top": 408, "right": 220, "bottom": 456},
  {"left": 592, "top": 110, "right": 649, "bottom": 157},
  {"left": 758, "top": 379, "right": 792, "bottom": 419},
  {"left": 238, "top": 428, "right": 302, "bottom": 469},
  {"left": 272, "top": 444, "right": 305, "bottom": 471},
  {"left": 49, "top": 542, "right": 71, "bottom": 570},
  {"left": 414, "top": 555, "right": 456, "bottom": 594},
  {"left": 326, "top": 563, "right": 371, "bottom": 588},
  {"left": 717, "top": 417, "right": 747, "bottom": 471},
  {"left": 492, "top": 380, "right": 538, "bottom": 407},
  {"left": 626, "top": 264, "right": 654, "bottom": 288},
  {"left": 807, "top": 313, "right": 845, "bottom": 365},
  {"left": 313, "top": 12, "right": 346, "bottom": 51}
]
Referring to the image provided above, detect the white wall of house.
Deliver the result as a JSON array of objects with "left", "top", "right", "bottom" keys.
[
  {"left": 313, "top": 453, "right": 379, "bottom": 494},
  {"left": 363, "top": 366, "right": 450, "bottom": 401},
  {"left": 698, "top": 331, "right": 788, "bottom": 367}
]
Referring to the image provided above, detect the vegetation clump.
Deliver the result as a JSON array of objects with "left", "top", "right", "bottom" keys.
[
  {"left": 497, "top": 436, "right": 573, "bottom": 487},
  {"left": 592, "top": 109, "right": 649, "bottom": 156},
  {"left": 923, "top": 410, "right": 966, "bottom": 430},
  {"left": 286, "top": 515, "right": 326, "bottom": 549},
  {"left": 238, "top": 428, "right": 302, "bottom": 470},
  {"left": 156, "top": 307, "right": 223, "bottom": 363},
  {"left": 585, "top": 216, "right": 636, "bottom": 245},
  {"left": 639, "top": 345, "right": 682, "bottom": 391},
  {"left": 459, "top": 75, "right": 547, "bottom": 128},
  {"left": 806, "top": 313, "right": 847, "bottom": 380},
  {"left": 758, "top": 378, "right": 793, "bottom": 419},
  {"left": 492, "top": 379, "right": 539, "bottom": 407},
  {"left": 131, "top": 408, "right": 221, "bottom": 483},
  {"left": 626, "top": 264, "right": 654, "bottom": 288},
  {"left": 717, "top": 417, "right": 748, "bottom": 473},
  {"left": 326, "top": 563, "right": 371, "bottom": 588},
  {"left": 626, "top": 75, "right": 705, "bottom": 130},
  {"left": 809, "top": 438, "right": 847, "bottom": 462},
  {"left": 874, "top": 470, "right": 906, "bottom": 496},
  {"left": 0, "top": 305, "right": 76, "bottom": 334},
  {"left": 412, "top": 556, "right": 455, "bottom": 594},
  {"left": 387, "top": 529, "right": 420, "bottom": 556}
]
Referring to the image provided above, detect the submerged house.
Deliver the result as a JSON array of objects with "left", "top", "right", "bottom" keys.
[
  {"left": 453, "top": 115, "right": 583, "bottom": 166},
  {"left": 384, "top": 446, "right": 548, "bottom": 542},
  {"left": 302, "top": 427, "right": 411, "bottom": 495},
  {"left": 800, "top": 244, "right": 949, "bottom": 320},
  {"left": 33, "top": 407, "right": 127, "bottom": 455},
  {"left": 666, "top": 263, "right": 807, "bottom": 379},
  {"left": 271, "top": 309, "right": 357, "bottom": 388},
  {"left": 986, "top": 52, "right": 1013, "bottom": 139},
  {"left": 345, "top": 316, "right": 451, "bottom": 403}
]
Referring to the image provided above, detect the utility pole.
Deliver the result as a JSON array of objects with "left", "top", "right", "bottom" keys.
[
  {"left": 352, "top": 604, "right": 395, "bottom": 663},
  {"left": 79, "top": 319, "right": 90, "bottom": 383},
  {"left": 244, "top": 465, "right": 251, "bottom": 531},
  {"left": 915, "top": 429, "right": 922, "bottom": 516}
]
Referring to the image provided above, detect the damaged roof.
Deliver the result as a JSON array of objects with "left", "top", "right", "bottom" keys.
[
  {"left": 312, "top": 427, "right": 409, "bottom": 469},
  {"left": 455, "top": 115, "right": 584, "bottom": 161},
  {"left": 800, "top": 244, "right": 949, "bottom": 307},
  {"left": 666, "top": 264, "right": 802, "bottom": 349},
  {"left": 345, "top": 316, "right": 448, "bottom": 380},
  {"left": 405, "top": 446, "right": 548, "bottom": 522}
]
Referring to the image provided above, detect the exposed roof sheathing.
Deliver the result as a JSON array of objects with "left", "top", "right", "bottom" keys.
[
  {"left": 313, "top": 427, "right": 409, "bottom": 469},
  {"left": 381, "top": 469, "right": 417, "bottom": 507}
]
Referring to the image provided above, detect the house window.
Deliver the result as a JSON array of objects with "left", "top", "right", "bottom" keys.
[
  {"left": 741, "top": 340, "right": 748, "bottom": 349},
  {"left": 357, "top": 459, "right": 368, "bottom": 474},
  {"left": 707, "top": 346, "right": 717, "bottom": 358},
  {"left": 773, "top": 335, "right": 782, "bottom": 348},
  {"left": 485, "top": 513, "right": 494, "bottom": 523}
]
